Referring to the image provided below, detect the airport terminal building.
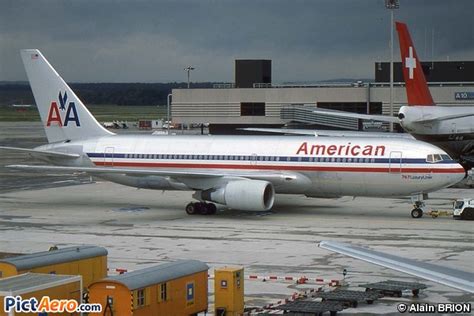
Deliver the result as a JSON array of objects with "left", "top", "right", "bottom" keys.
[{"left": 171, "top": 60, "right": 474, "bottom": 134}]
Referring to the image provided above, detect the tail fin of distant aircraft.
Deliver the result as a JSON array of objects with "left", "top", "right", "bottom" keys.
[
  {"left": 395, "top": 22, "right": 435, "bottom": 106},
  {"left": 20, "top": 49, "right": 113, "bottom": 143}
]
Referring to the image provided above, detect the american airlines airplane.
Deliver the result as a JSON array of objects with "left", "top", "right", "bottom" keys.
[
  {"left": 284, "top": 22, "right": 474, "bottom": 169},
  {"left": 0, "top": 50, "right": 466, "bottom": 216}
]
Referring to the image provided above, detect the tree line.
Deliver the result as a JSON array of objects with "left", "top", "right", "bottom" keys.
[{"left": 0, "top": 82, "right": 217, "bottom": 106}]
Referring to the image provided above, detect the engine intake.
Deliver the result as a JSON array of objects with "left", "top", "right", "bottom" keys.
[{"left": 200, "top": 180, "right": 275, "bottom": 211}]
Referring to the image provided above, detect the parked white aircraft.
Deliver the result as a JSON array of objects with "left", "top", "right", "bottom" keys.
[
  {"left": 395, "top": 22, "right": 474, "bottom": 168},
  {"left": 301, "top": 22, "right": 474, "bottom": 169},
  {"left": 0, "top": 50, "right": 466, "bottom": 215}
]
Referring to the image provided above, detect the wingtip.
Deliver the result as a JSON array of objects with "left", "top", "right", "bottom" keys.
[{"left": 318, "top": 240, "right": 331, "bottom": 248}]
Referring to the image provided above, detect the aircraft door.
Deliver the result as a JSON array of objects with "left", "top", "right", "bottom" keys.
[
  {"left": 104, "top": 147, "right": 114, "bottom": 167},
  {"left": 389, "top": 151, "right": 402, "bottom": 173},
  {"left": 250, "top": 153, "right": 258, "bottom": 166},
  {"left": 451, "top": 123, "right": 457, "bottom": 134}
]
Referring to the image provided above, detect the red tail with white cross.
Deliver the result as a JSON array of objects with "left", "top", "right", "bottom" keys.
[{"left": 396, "top": 22, "right": 435, "bottom": 106}]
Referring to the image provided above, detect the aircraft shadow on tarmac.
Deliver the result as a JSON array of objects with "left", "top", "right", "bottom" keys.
[{"left": 203, "top": 201, "right": 414, "bottom": 220}]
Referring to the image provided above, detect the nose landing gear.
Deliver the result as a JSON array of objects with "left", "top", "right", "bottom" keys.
[
  {"left": 411, "top": 201, "right": 425, "bottom": 218},
  {"left": 185, "top": 202, "right": 217, "bottom": 215}
]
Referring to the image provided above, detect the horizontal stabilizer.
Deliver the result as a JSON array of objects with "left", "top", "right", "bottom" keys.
[
  {"left": 312, "top": 109, "right": 399, "bottom": 123},
  {"left": 0, "top": 146, "right": 80, "bottom": 158},
  {"left": 319, "top": 241, "right": 474, "bottom": 293}
]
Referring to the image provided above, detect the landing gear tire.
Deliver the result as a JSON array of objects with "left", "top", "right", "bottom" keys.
[
  {"left": 200, "top": 205, "right": 209, "bottom": 215},
  {"left": 185, "top": 203, "right": 197, "bottom": 215},
  {"left": 411, "top": 208, "right": 423, "bottom": 218},
  {"left": 185, "top": 202, "right": 217, "bottom": 215},
  {"left": 206, "top": 203, "right": 217, "bottom": 215}
]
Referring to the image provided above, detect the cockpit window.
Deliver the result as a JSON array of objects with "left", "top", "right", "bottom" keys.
[
  {"left": 441, "top": 154, "right": 451, "bottom": 161},
  {"left": 426, "top": 154, "right": 450, "bottom": 163}
]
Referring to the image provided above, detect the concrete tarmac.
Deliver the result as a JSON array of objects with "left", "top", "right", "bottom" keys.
[{"left": 0, "top": 122, "right": 473, "bottom": 314}]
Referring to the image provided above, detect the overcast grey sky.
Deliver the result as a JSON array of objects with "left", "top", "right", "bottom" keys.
[{"left": 1, "top": 0, "right": 473, "bottom": 83}]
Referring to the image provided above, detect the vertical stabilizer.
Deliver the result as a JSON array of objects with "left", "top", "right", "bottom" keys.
[
  {"left": 20, "top": 49, "right": 114, "bottom": 143},
  {"left": 395, "top": 22, "right": 435, "bottom": 106}
]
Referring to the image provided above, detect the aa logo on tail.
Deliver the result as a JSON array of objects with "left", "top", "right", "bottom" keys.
[{"left": 46, "top": 91, "right": 81, "bottom": 127}]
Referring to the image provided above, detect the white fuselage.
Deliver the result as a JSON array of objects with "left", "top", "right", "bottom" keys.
[
  {"left": 399, "top": 105, "right": 474, "bottom": 136},
  {"left": 398, "top": 105, "right": 474, "bottom": 163},
  {"left": 38, "top": 135, "right": 465, "bottom": 197}
]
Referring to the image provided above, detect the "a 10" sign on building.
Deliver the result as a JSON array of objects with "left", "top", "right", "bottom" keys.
[{"left": 455, "top": 92, "right": 474, "bottom": 100}]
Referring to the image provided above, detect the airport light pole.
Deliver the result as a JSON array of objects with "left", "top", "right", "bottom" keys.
[
  {"left": 385, "top": 0, "right": 399, "bottom": 132},
  {"left": 167, "top": 93, "right": 172, "bottom": 133},
  {"left": 184, "top": 66, "right": 195, "bottom": 88}
]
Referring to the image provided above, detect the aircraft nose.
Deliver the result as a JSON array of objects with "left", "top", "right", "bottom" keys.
[{"left": 446, "top": 163, "right": 466, "bottom": 186}]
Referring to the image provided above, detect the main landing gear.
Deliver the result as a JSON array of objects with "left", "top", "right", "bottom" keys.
[{"left": 185, "top": 202, "right": 217, "bottom": 215}]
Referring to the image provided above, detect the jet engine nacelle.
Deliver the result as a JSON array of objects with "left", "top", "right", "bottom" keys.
[
  {"left": 398, "top": 106, "right": 425, "bottom": 132},
  {"left": 199, "top": 180, "right": 275, "bottom": 211}
]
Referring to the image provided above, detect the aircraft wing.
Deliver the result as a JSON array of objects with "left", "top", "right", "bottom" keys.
[
  {"left": 240, "top": 127, "right": 317, "bottom": 135},
  {"left": 0, "top": 146, "right": 80, "bottom": 158},
  {"left": 241, "top": 128, "right": 414, "bottom": 139},
  {"left": 312, "top": 109, "right": 400, "bottom": 123},
  {"left": 319, "top": 241, "right": 474, "bottom": 293},
  {"left": 6, "top": 164, "right": 308, "bottom": 187}
]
